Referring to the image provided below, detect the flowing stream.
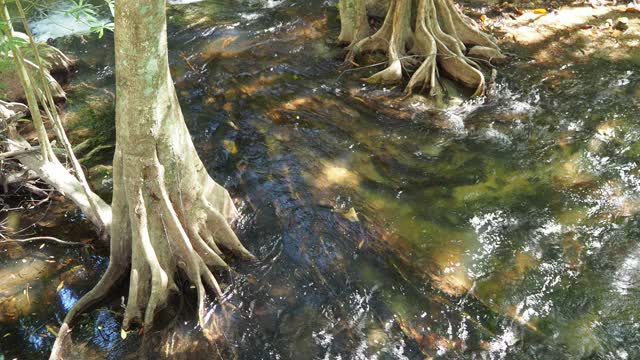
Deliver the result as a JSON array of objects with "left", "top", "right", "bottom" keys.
[{"left": 1, "top": 0, "right": 640, "bottom": 359}]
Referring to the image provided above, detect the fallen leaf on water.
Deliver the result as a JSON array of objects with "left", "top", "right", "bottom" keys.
[
  {"left": 56, "top": 281, "right": 64, "bottom": 293},
  {"left": 46, "top": 325, "right": 58, "bottom": 336},
  {"left": 223, "top": 140, "right": 238, "bottom": 154},
  {"left": 221, "top": 36, "right": 238, "bottom": 49},
  {"left": 358, "top": 239, "right": 365, "bottom": 249},
  {"left": 120, "top": 328, "right": 128, "bottom": 340},
  {"left": 228, "top": 120, "right": 240, "bottom": 130},
  {"left": 533, "top": 8, "right": 547, "bottom": 15},
  {"left": 344, "top": 207, "right": 359, "bottom": 222},
  {"left": 352, "top": 96, "right": 367, "bottom": 104},
  {"left": 3, "top": 333, "right": 10, "bottom": 337}
]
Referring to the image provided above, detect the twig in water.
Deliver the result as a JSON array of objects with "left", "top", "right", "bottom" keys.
[{"left": 0, "top": 236, "right": 89, "bottom": 246}]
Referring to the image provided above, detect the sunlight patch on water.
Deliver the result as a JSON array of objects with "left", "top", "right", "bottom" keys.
[
  {"left": 313, "top": 163, "right": 360, "bottom": 189},
  {"left": 480, "top": 126, "right": 512, "bottom": 146},
  {"left": 613, "top": 250, "right": 640, "bottom": 295},
  {"left": 241, "top": 12, "right": 263, "bottom": 21},
  {"left": 488, "top": 327, "right": 518, "bottom": 359},
  {"left": 468, "top": 210, "right": 518, "bottom": 279}
]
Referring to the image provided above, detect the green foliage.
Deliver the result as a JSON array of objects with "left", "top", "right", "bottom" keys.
[
  {"left": 104, "top": 0, "right": 114, "bottom": 17},
  {"left": 62, "top": 0, "right": 114, "bottom": 38},
  {"left": 67, "top": 0, "right": 98, "bottom": 22},
  {"left": 0, "top": 21, "right": 28, "bottom": 56},
  {"left": 89, "top": 22, "right": 113, "bottom": 38}
]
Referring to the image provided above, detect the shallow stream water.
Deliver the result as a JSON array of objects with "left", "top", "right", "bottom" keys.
[{"left": 2, "top": 0, "right": 640, "bottom": 359}]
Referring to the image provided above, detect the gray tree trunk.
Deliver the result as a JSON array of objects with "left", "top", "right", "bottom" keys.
[{"left": 50, "top": 1, "right": 253, "bottom": 358}]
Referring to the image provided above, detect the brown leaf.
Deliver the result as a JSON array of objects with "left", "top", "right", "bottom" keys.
[{"left": 221, "top": 36, "right": 238, "bottom": 49}]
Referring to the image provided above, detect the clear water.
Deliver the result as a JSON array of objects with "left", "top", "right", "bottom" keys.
[{"left": 1, "top": 0, "right": 640, "bottom": 359}]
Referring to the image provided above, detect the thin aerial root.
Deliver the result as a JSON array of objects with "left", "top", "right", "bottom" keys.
[
  {"left": 196, "top": 275, "right": 207, "bottom": 328},
  {"left": 432, "top": 0, "right": 465, "bottom": 51},
  {"left": 203, "top": 201, "right": 256, "bottom": 260},
  {"left": 200, "top": 260, "right": 225, "bottom": 300},
  {"left": 364, "top": 0, "right": 412, "bottom": 84},
  {"left": 49, "top": 261, "right": 127, "bottom": 360},
  {"left": 366, "top": 59, "right": 403, "bottom": 84},
  {"left": 129, "top": 186, "right": 169, "bottom": 327},
  {"left": 200, "top": 230, "right": 224, "bottom": 256},
  {"left": 190, "top": 227, "right": 229, "bottom": 268},
  {"left": 344, "top": 0, "right": 396, "bottom": 67},
  {"left": 123, "top": 269, "right": 142, "bottom": 328},
  {"left": 423, "top": 0, "right": 485, "bottom": 94},
  {"left": 405, "top": 58, "right": 437, "bottom": 96},
  {"left": 440, "top": 0, "right": 499, "bottom": 49}
]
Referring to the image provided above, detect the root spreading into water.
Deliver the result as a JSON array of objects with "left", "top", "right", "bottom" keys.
[{"left": 339, "top": 0, "right": 507, "bottom": 96}]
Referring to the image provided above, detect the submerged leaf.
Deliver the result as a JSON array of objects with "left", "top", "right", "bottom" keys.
[
  {"left": 46, "top": 325, "right": 58, "bottom": 336},
  {"left": 223, "top": 140, "right": 238, "bottom": 154},
  {"left": 344, "top": 207, "right": 359, "bottom": 222}
]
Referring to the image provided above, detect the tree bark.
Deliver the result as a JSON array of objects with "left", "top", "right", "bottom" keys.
[
  {"left": 50, "top": 0, "right": 253, "bottom": 358},
  {"left": 340, "top": 0, "right": 507, "bottom": 96}
]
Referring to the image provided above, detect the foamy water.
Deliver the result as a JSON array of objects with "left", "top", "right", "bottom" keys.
[{"left": 30, "top": 3, "right": 110, "bottom": 41}]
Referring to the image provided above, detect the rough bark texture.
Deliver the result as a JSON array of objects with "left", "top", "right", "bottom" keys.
[
  {"left": 49, "top": 0, "right": 252, "bottom": 358},
  {"left": 340, "top": 0, "right": 506, "bottom": 96}
]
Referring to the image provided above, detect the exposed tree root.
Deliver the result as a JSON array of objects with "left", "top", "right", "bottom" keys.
[
  {"left": 49, "top": 141, "right": 254, "bottom": 359},
  {"left": 5, "top": 128, "right": 112, "bottom": 238},
  {"left": 340, "top": 0, "right": 508, "bottom": 96}
]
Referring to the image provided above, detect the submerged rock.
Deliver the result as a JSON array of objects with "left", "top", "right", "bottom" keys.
[{"left": 614, "top": 17, "right": 630, "bottom": 31}]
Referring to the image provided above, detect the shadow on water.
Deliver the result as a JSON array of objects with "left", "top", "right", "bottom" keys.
[{"left": 2, "top": 0, "right": 640, "bottom": 358}]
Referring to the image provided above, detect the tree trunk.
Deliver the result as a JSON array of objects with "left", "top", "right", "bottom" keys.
[
  {"left": 340, "top": 0, "right": 507, "bottom": 96},
  {"left": 50, "top": 0, "right": 252, "bottom": 357}
]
